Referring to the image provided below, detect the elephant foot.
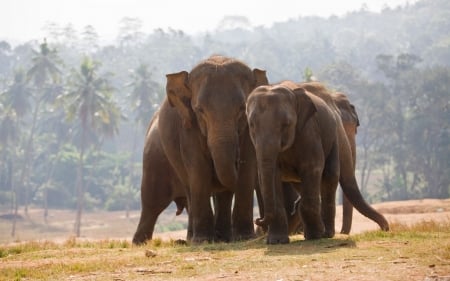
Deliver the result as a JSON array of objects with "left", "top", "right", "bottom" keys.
[
  {"left": 323, "top": 229, "right": 335, "bottom": 238},
  {"left": 132, "top": 233, "right": 151, "bottom": 246},
  {"left": 266, "top": 234, "right": 290, "bottom": 244},
  {"left": 233, "top": 232, "right": 256, "bottom": 242},
  {"left": 340, "top": 228, "right": 351, "bottom": 235},
  {"left": 215, "top": 231, "right": 231, "bottom": 243},
  {"left": 191, "top": 234, "right": 214, "bottom": 244},
  {"left": 303, "top": 228, "right": 324, "bottom": 240}
]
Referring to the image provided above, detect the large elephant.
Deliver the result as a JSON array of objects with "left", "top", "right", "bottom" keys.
[
  {"left": 246, "top": 80, "right": 389, "bottom": 244},
  {"left": 133, "top": 55, "right": 268, "bottom": 244},
  {"left": 255, "top": 84, "right": 360, "bottom": 235}
]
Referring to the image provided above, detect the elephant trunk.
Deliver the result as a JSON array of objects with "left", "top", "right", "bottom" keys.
[
  {"left": 209, "top": 132, "right": 239, "bottom": 189},
  {"left": 254, "top": 151, "right": 278, "bottom": 228}
]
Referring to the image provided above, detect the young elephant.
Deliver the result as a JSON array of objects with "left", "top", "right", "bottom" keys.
[
  {"left": 255, "top": 85, "right": 360, "bottom": 235},
  {"left": 246, "top": 81, "right": 389, "bottom": 244}
]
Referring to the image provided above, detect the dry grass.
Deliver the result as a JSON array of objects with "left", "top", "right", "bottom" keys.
[{"left": 1, "top": 219, "right": 449, "bottom": 281}]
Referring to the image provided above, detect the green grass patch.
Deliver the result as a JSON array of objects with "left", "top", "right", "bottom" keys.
[{"left": 1, "top": 219, "right": 449, "bottom": 281}]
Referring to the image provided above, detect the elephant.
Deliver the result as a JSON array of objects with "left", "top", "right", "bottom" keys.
[
  {"left": 255, "top": 85, "right": 360, "bottom": 235},
  {"left": 132, "top": 113, "right": 189, "bottom": 245},
  {"left": 295, "top": 83, "right": 360, "bottom": 234},
  {"left": 132, "top": 55, "right": 268, "bottom": 244},
  {"left": 246, "top": 80, "right": 389, "bottom": 244}
]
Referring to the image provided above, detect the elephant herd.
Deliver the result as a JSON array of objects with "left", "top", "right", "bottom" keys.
[{"left": 132, "top": 55, "right": 389, "bottom": 245}]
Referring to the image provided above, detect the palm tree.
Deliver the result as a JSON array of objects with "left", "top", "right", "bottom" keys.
[
  {"left": 21, "top": 39, "right": 62, "bottom": 215},
  {"left": 66, "top": 56, "right": 121, "bottom": 237},
  {"left": 124, "top": 63, "right": 160, "bottom": 218},
  {"left": 127, "top": 63, "right": 160, "bottom": 129},
  {"left": 1, "top": 69, "right": 32, "bottom": 236}
]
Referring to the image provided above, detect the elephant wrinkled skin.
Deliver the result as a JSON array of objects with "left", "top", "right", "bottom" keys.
[
  {"left": 132, "top": 56, "right": 268, "bottom": 244},
  {"left": 247, "top": 81, "right": 389, "bottom": 244}
]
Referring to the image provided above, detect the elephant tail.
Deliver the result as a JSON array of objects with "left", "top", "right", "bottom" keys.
[
  {"left": 340, "top": 175, "right": 389, "bottom": 231},
  {"left": 338, "top": 127, "right": 389, "bottom": 231}
]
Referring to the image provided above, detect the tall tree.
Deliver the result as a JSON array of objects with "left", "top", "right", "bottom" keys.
[
  {"left": 375, "top": 53, "right": 422, "bottom": 200},
  {"left": 123, "top": 63, "right": 160, "bottom": 217},
  {"left": 1, "top": 69, "right": 31, "bottom": 236},
  {"left": 22, "top": 39, "right": 62, "bottom": 215},
  {"left": 66, "top": 56, "right": 121, "bottom": 237},
  {"left": 407, "top": 66, "right": 450, "bottom": 198}
]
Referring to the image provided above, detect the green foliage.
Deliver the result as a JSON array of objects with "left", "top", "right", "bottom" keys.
[{"left": 0, "top": 0, "right": 449, "bottom": 220}]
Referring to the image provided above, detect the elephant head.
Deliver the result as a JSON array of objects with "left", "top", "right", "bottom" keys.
[
  {"left": 166, "top": 56, "right": 268, "bottom": 188},
  {"left": 246, "top": 85, "right": 316, "bottom": 227}
]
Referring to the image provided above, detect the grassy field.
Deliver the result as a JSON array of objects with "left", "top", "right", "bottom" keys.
[{"left": 1, "top": 220, "right": 449, "bottom": 281}]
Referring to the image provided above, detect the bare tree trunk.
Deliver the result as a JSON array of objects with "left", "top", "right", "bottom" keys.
[
  {"left": 74, "top": 152, "right": 84, "bottom": 237},
  {"left": 19, "top": 100, "right": 41, "bottom": 217},
  {"left": 74, "top": 128, "right": 86, "bottom": 237},
  {"left": 10, "top": 159, "right": 18, "bottom": 237}
]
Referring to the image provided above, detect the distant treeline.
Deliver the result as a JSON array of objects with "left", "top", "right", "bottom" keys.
[{"left": 0, "top": 0, "right": 448, "bottom": 219}]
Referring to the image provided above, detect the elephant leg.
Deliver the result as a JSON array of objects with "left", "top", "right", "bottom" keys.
[
  {"left": 321, "top": 144, "right": 339, "bottom": 238},
  {"left": 214, "top": 191, "right": 233, "bottom": 242},
  {"left": 186, "top": 211, "right": 193, "bottom": 241},
  {"left": 284, "top": 183, "right": 302, "bottom": 235},
  {"left": 298, "top": 172, "right": 324, "bottom": 240},
  {"left": 320, "top": 179, "right": 338, "bottom": 238},
  {"left": 189, "top": 181, "right": 215, "bottom": 243},
  {"left": 132, "top": 196, "right": 172, "bottom": 245},
  {"left": 265, "top": 172, "right": 289, "bottom": 244}
]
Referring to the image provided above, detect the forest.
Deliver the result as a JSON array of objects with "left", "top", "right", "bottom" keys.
[{"left": 0, "top": 0, "right": 449, "bottom": 236}]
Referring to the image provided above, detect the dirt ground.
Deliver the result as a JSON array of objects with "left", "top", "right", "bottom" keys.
[{"left": 1, "top": 198, "right": 449, "bottom": 244}]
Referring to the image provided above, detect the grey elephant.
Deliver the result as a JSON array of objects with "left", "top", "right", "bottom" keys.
[
  {"left": 247, "top": 81, "right": 389, "bottom": 244},
  {"left": 132, "top": 55, "right": 268, "bottom": 244},
  {"left": 255, "top": 84, "right": 360, "bottom": 235}
]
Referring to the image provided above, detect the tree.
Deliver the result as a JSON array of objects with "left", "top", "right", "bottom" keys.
[
  {"left": 1, "top": 69, "right": 32, "bottom": 235},
  {"left": 122, "top": 63, "right": 160, "bottom": 217},
  {"left": 117, "top": 17, "right": 144, "bottom": 48},
  {"left": 375, "top": 53, "right": 422, "bottom": 200},
  {"left": 127, "top": 63, "right": 160, "bottom": 129},
  {"left": 66, "top": 56, "right": 121, "bottom": 237},
  {"left": 406, "top": 66, "right": 450, "bottom": 198},
  {"left": 80, "top": 25, "right": 100, "bottom": 54},
  {"left": 22, "top": 39, "right": 62, "bottom": 216}
]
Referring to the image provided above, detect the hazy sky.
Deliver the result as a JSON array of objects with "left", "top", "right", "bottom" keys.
[{"left": 2, "top": 0, "right": 418, "bottom": 44}]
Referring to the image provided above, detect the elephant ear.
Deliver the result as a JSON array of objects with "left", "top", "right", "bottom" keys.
[
  {"left": 253, "top": 68, "right": 269, "bottom": 87},
  {"left": 166, "top": 71, "right": 194, "bottom": 129},
  {"left": 292, "top": 87, "right": 317, "bottom": 130}
]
